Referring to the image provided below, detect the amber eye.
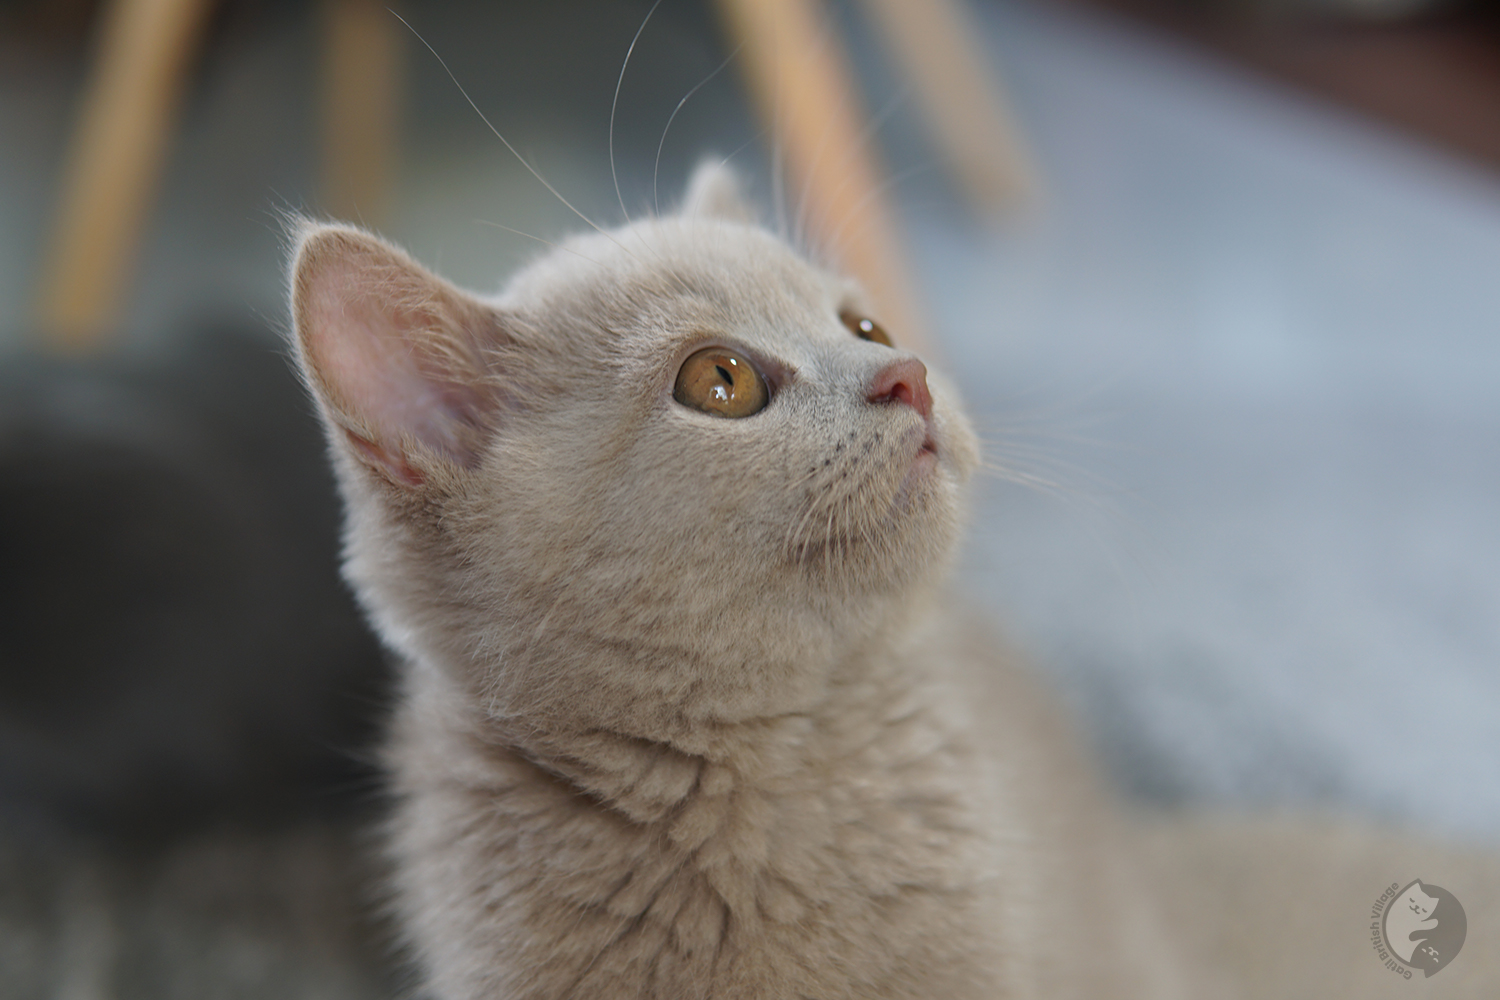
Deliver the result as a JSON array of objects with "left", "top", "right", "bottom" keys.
[
  {"left": 673, "top": 347, "right": 769, "bottom": 418},
  {"left": 839, "top": 310, "right": 893, "bottom": 347}
]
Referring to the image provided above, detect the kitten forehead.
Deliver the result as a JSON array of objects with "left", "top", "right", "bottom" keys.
[{"left": 505, "top": 216, "right": 866, "bottom": 349}]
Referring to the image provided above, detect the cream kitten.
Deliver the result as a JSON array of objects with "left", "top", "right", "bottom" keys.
[{"left": 289, "top": 163, "right": 1498, "bottom": 999}]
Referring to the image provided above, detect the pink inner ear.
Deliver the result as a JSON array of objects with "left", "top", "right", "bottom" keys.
[
  {"left": 344, "top": 427, "right": 426, "bottom": 487},
  {"left": 297, "top": 234, "right": 494, "bottom": 478}
]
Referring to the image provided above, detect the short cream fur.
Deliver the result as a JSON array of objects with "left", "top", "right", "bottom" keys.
[{"left": 290, "top": 162, "right": 1500, "bottom": 999}]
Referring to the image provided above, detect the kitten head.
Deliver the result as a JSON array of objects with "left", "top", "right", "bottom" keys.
[{"left": 289, "top": 162, "right": 979, "bottom": 743}]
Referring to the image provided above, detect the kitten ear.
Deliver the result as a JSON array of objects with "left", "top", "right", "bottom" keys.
[
  {"left": 290, "top": 222, "right": 507, "bottom": 487},
  {"left": 680, "top": 159, "right": 755, "bottom": 223}
]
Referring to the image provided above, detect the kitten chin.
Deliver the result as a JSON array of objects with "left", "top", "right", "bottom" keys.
[{"left": 288, "top": 161, "right": 1182, "bottom": 1000}]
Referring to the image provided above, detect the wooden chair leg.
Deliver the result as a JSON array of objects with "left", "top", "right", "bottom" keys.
[
  {"left": 714, "top": 0, "right": 933, "bottom": 358},
  {"left": 34, "top": 0, "right": 214, "bottom": 353},
  {"left": 321, "top": 0, "right": 402, "bottom": 226},
  {"left": 856, "top": 0, "right": 1039, "bottom": 216}
]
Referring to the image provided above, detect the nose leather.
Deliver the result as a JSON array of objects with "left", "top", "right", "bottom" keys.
[{"left": 866, "top": 358, "right": 932, "bottom": 421}]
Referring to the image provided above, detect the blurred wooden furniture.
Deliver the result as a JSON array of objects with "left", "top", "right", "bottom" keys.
[
  {"left": 33, "top": 0, "right": 214, "bottom": 353},
  {"left": 35, "top": 0, "right": 1031, "bottom": 356},
  {"left": 858, "top": 0, "right": 1037, "bottom": 217},
  {"left": 321, "top": 0, "right": 401, "bottom": 224},
  {"left": 714, "top": 0, "right": 1036, "bottom": 357},
  {"left": 33, "top": 0, "right": 401, "bottom": 353}
]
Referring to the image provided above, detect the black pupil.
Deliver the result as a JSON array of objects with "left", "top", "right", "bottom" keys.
[
  {"left": 858, "top": 320, "right": 874, "bottom": 338},
  {"left": 716, "top": 364, "right": 734, "bottom": 386}
]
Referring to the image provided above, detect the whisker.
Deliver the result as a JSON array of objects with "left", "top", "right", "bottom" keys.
[
  {"left": 821, "top": 159, "right": 938, "bottom": 266},
  {"left": 976, "top": 435, "right": 1127, "bottom": 499},
  {"left": 391, "top": 11, "right": 641, "bottom": 264},
  {"left": 765, "top": 0, "right": 788, "bottom": 243},
  {"left": 979, "top": 423, "right": 1117, "bottom": 447},
  {"left": 654, "top": 42, "right": 745, "bottom": 217},
  {"left": 719, "top": 126, "right": 772, "bottom": 173},
  {"left": 785, "top": 1, "right": 848, "bottom": 252},
  {"left": 611, "top": 0, "right": 665, "bottom": 228},
  {"left": 975, "top": 444, "right": 1163, "bottom": 592},
  {"left": 797, "top": 81, "right": 910, "bottom": 255},
  {"left": 473, "top": 219, "right": 607, "bottom": 269},
  {"left": 976, "top": 444, "right": 1147, "bottom": 549},
  {"left": 976, "top": 461, "right": 1071, "bottom": 495},
  {"left": 790, "top": 489, "right": 823, "bottom": 557},
  {"left": 976, "top": 438, "right": 1106, "bottom": 471}
]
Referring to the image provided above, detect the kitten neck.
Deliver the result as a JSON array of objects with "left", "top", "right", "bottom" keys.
[
  {"left": 474, "top": 624, "right": 934, "bottom": 820},
  {"left": 389, "top": 623, "right": 1002, "bottom": 1000}
]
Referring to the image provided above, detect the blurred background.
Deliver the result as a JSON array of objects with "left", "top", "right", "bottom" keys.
[{"left": 1, "top": 0, "right": 1498, "bottom": 994}]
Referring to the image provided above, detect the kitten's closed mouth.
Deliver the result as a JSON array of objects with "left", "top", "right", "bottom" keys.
[
  {"left": 888, "top": 432, "right": 940, "bottom": 514},
  {"left": 915, "top": 419, "right": 940, "bottom": 460},
  {"left": 902, "top": 425, "right": 940, "bottom": 483}
]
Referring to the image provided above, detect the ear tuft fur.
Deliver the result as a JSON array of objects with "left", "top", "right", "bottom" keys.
[
  {"left": 680, "top": 160, "right": 756, "bottom": 224},
  {"left": 289, "top": 222, "right": 507, "bottom": 485}
]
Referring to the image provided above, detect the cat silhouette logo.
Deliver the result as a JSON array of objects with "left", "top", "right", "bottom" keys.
[{"left": 1372, "top": 879, "right": 1466, "bottom": 979}]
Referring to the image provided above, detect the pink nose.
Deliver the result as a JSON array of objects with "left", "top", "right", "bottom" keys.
[{"left": 867, "top": 358, "right": 932, "bottom": 421}]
